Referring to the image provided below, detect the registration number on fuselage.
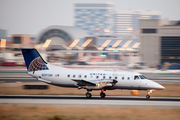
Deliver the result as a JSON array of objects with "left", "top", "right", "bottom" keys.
[{"left": 41, "top": 74, "right": 53, "bottom": 77}]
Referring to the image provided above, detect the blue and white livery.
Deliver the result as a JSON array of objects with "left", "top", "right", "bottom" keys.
[{"left": 21, "top": 48, "right": 165, "bottom": 99}]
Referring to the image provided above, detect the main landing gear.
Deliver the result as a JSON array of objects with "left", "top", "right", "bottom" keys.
[
  {"left": 86, "top": 92, "right": 92, "bottom": 98},
  {"left": 100, "top": 89, "right": 106, "bottom": 98},
  {"left": 86, "top": 89, "right": 92, "bottom": 98},
  {"left": 146, "top": 90, "right": 152, "bottom": 99},
  {"left": 85, "top": 89, "right": 107, "bottom": 98},
  {"left": 100, "top": 92, "right": 106, "bottom": 98}
]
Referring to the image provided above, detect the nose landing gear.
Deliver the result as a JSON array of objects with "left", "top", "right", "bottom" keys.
[
  {"left": 146, "top": 90, "right": 152, "bottom": 99},
  {"left": 146, "top": 94, "right": 150, "bottom": 99}
]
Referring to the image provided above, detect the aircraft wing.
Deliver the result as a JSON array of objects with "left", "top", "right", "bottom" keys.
[
  {"left": 72, "top": 79, "right": 96, "bottom": 86},
  {"left": 71, "top": 79, "right": 118, "bottom": 89}
]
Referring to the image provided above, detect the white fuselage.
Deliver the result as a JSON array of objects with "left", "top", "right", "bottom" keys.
[{"left": 28, "top": 64, "right": 164, "bottom": 91}]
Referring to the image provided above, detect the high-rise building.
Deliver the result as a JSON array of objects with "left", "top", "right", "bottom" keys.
[
  {"left": 74, "top": 3, "right": 115, "bottom": 36},
  {"left": 0, "top": 28, "right": 7, "bottom": 38},
  {"left": 115, "top": 10, "right": 160, "bottom": 36}
]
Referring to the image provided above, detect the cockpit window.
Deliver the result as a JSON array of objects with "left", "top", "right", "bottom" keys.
[
  {"left": 134, "top": 75, "right": 147, "bottom": 80},
  {"left": 134, "top": 76, "right": 139, "bottom": 80},
  {"left": 139, "top": 75, "right": 146, "bottom": 79}
]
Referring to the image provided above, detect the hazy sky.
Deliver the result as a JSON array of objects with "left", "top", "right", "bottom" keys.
[{"left": 0, "top": 0, "right": 180, "bottom": 35}]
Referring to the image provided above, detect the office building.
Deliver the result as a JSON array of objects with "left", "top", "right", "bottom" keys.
[
  {"left": 74, "top": 3, "right": 115, "bottom": 36},
  {"left": 115, "top": 10, "right": 160, "bottom": 36}
]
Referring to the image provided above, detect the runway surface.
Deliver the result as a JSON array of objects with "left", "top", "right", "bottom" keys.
[{"left": 0, "top": 95, "right": 180, "bottom": 108}]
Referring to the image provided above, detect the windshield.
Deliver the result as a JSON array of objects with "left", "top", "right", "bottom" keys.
[
  {"left": 139, "top": 75, "right": 146, "bottom": 79},
  {"left": 134, "top": 75, "right": 147, "bottom": 80}
]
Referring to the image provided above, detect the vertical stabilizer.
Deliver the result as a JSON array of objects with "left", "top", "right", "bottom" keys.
[{"left": 21, "top": 48, "right": 49, "bottom": 72}]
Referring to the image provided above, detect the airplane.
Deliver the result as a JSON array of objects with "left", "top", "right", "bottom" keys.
[{"left": 21, "top": 48, "right": 165, "bottom": 99}]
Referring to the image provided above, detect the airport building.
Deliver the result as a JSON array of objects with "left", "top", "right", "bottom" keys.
[
  {"left": 140, "top": 19, "right": 180, "bottom": 66},
  {"left": 0, "top": 34, "right": 36, "bottom": 63},
  {"left": 0, "top": 35, "right": 35, "bottom": 52},
  {"left": 35, "top": 25, "right": 140, "bottom": 63},
  {"left": 1, "top": 25, "right": 140, "bottom": 64},
  {"left": 36, "top": 26, "right": 139, "bottom": 48}
]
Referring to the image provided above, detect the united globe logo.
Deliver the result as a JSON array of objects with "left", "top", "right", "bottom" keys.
[{"left": 28, "top": 57, "right": 49, "bottom": 72}]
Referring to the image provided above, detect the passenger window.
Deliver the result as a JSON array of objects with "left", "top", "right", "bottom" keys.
[
  {"left": 84, "top": 75, "right": 87, "bottom": 78},
  {"left": 103, "top": 76, "right": 106, "bottom": 79},
  {"left": 109, "top": 76, "right": 112, "bottom": 79},
  {"left": 79, "top": 75, "right": 81, "bottom": 78},
  {"left": 73, "top": 75, "right": 75, "bottom": 78},
  {"left": 115, "top": 76, "right": 117, "bottom": 79},
  {"left": 128, "top": 77, "right": 130, "bottom": 80},
  {"left": 122, "top": 77, "right": 124, "bottom": 80},
  {"left": 67, "top": 74, "right": 70, "bottom": 77},
  {"left": 96, "top": 76, "right": 99, "bottom": 79}
]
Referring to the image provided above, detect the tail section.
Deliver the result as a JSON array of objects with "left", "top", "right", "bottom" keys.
[{"left": 21, "top": 48, "right": 49, "bottom": 72}]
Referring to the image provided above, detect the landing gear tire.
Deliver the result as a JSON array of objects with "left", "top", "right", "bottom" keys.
[
  {"left": 146, "top": 95, "right": 150, "bottom": 99},
  {"left": 86, "top": 92, "right": 92, "bottom": 98},
  {"left": 100, "top": 92, "right": 106, "bottom": 98}
]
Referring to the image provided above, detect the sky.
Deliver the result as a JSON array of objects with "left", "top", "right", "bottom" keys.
[{"left": 0, "top": 0, "right": 180, "bottom": 35}]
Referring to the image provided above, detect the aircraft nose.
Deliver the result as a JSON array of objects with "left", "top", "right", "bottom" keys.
[
  {"left": 158, "top": 84, "right": 165, "bottom": 90},
  {"left": 155, "top": 82, "right": 165, "bottom": 90},
  {"left": 149, "top": 80, "right": 165, "bottom": 90}
]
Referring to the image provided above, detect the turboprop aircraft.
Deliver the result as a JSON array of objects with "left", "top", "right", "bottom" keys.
[{"left": 21, "top": 48, "right": 165, "bottom": 99}]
